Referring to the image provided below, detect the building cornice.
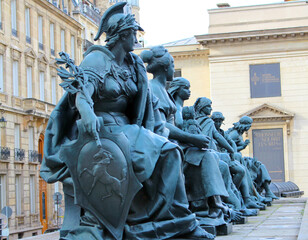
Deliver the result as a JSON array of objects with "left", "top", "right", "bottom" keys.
[
  {"left": 33, "top": 0, "right": 83, "bottom": 30},
  {"left": 196, "top": 26, "right": 308, "bottom": 46},
  {"left": 240, "top": 103, "right": 294, "bottom": 134}
]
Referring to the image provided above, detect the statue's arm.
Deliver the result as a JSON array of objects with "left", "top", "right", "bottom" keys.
[
  {"left": 75, "top": 83, "right": 101, "bottom": 137},
  {"left": 213, "top": 128, "right": 234, "bottom": 153},
  {"left": 165, "top": 121, "right": 210, "bottom": 149}
]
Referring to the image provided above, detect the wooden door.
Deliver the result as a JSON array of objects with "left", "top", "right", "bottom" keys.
[{"left": 38, "top": 134, "right": 48, "bottom": 233}]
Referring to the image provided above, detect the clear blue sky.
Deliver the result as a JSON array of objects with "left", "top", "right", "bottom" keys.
[{"left": 139, "top": 0, "right": 283, "bottom": 47}]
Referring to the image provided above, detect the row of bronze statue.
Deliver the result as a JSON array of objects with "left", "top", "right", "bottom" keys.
[{"left": 40, "top": 2, "right": 278, "bottom": 239}]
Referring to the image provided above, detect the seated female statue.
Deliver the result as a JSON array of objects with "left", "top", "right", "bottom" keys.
[
  {"left": 40, "top": 3, "right": 213, "bottom": 239},
  {"left": 227, "top": 117, "right": 278, "bottom": 201},
  {"left": 141, "top": 48, "right": 234, "bottom": 227}
]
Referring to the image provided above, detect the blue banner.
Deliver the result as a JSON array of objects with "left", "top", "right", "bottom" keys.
[{"left": 250, "top": 63, "right": 281, "bottom": 98}]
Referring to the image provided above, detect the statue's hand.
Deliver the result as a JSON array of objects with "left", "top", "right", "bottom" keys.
[
  {"left": 244, "top": 139, "right": 250, "bottom": 145},
  {"left": 191, "top": 135, "right": 210, "bottom": 149},
  {"left": 81, "top": 111, "right": 101, "bottom": 138},
  {"left": 230, "top": 152, "right": 235, "bottom": 161}
]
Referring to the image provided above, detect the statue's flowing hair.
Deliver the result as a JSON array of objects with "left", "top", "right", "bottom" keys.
[
  {"left": 140, "top": 46, "right": 172, "bottom": 74},
  {"left": 193, "top": 97, "right": 212, "bottom": 118},
  {"left": 168, "top": 77, "right": 190, "bottom": 99}
]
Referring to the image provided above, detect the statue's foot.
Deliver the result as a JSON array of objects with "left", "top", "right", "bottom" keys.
[
  {"left": 265, "top": 192, "right": 279, "bottom": 200},
  {"left": 230, "top": 209, "right": 243, "bottom": 222},
  {"left": 240, "top": 208, "right": 258, "bottom": 216},
  {"left": 244, "top": 198, "right": 262, "bottom": 209},
  {"left": 259, "top": 195, "right": 272, "bottom": 204},
  {"left": 181, "top": 226, "right": 215, "bottom": 239}
]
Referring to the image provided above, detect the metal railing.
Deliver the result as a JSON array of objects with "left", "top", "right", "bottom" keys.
[
  {"left": 0, "top": 147, "right": 10, "bottom": 161},
  {"left": 29, "top": 150, "right": 39, "bottom": 163},
  {"left": 26, "top": 36, "right": 31, "bottom": 44},
  {"left": 80, "top": 3, "right": 101, "bottom": 26},
  {"left": 15, "top": 148, "right": 25, "bottom": 161},
  {"left": 12, "top": 29, "right": 18, "bottom": 37},
  {"left": 39, "top": 43, "right": 44, "bottom": 51}
]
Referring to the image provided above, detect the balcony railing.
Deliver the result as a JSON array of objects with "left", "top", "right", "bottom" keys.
[
  {"left": 15, "top": 148, "right": 25, "bottom": 161},
  {"left": 12, "top": 29, "right": 18, "bottom": 37},
  {"left": 39, "top": 43, "right": 44, "bottom": 51},
  {"left": 29, "top": 150, "right": 39, "bottom": 163},
  {"left": 26, "top": 36, "right": 31, "bottom": 44},
  {"left": 0, "top": 147, "right": 10, "bottom": 161},
  {"left": 80, "top": 4, "right": 101, "bottom": 26},
  {"left": 38, "top": 153, "right": 43, "bottom": 164}
]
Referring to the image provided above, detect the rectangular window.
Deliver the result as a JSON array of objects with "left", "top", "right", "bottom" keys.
[
  {"left": 15, "top": 175, "right": 21, "bottom": 215},
  {"left": 0, "top": 0, "right": 2, "bottom": 30},
  {"left": 26, "top": 67, "right": 32, "bottom": 98},
  {"left": 0, "top": 175, "right": 6, "bottom": 209},
  {"left": 0, "top": 54, "right": 3, "bottom": 92},
  {"left": 13, "top": 61, "right": 18, "bottom": 96},
  {"left": 50, "top": 23, "right": 55, "bottom": 56},
  {"left": 70, "top": 35, "right": 75, "bottom": 60},
  {"left": 249, "top": 63, "right": 281, "bottom": 98},
  {"left": 28, "top": 127, "right": 34, "bottom": 151},
  {"left": 11, "top": 0, "right": 17, "bottom": 36},
  {"left": 30, "top": 175, "right": 35, "bottom": 214},
  {"left": 61, "top": 30, "right": 65, "bottom": 52},
  {"left": 51, "top": 76, "right": 56, "bottom": 104},
  {"left": 174, "top": 69, "right": 182, "bottom": 78},
  {"left": 38, "top": 16, "right": 43, "bottom": 50},
  {"left": 25, "top": 8, "right": 31, "bottom": 43},
  {"left": 39, "top": 72, "right": 44, "bottom": 101},
  {"left": 14, "top": 124, "right": 20, "bottom": 149}
]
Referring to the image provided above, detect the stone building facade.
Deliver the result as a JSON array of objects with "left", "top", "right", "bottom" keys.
[
  {"left": 0, "top": 0, "right": 140, "bottom": 239},
  {"left": 159, "top": 0, "right": 308, "bottom": 196}
]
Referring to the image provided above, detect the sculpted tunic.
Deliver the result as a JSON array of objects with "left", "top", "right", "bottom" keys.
[{"left": 149, "top": 80, "right": 228, "bottom": 200}]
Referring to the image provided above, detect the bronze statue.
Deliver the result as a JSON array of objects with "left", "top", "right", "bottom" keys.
[
  {"left": 227, "top": 117, "right": 278, "bottom": 200},
  {"left": 194, "top": 100, "right": 267, "bottom": 211},
  {"left": 141, "top": 48, "right": 231, "bottom": 229},
  {"left": 40, "top": 3, "right": 214, "bottom": 239}
]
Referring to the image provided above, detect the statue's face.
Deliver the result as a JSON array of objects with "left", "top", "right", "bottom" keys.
[
  {"left": 244, "top": 124, "right": 251, "bottom": 132},
  {"left": 214, "top": 119, "right": 223, "bottom": 129},
  {"left": 166, "top": 57, "right": 175, "bottom": 82},
  {"left": 201, "top": 104, "right": 212, "bottom": 116},
  {"left": 122, "top": 29, "right": 138, "bottom": 52},
  {"left": 177, "top": 84, "right": 191, "bottom": 101}
]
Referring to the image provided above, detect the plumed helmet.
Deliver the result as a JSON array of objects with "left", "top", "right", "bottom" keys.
[{"left": 94, "top": 2, "right": 143, "bottom": 41}]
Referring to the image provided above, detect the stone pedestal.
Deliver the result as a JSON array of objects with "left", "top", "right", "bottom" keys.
[{"left": 216, "top": 223, "right": 232, "bottom": 235}]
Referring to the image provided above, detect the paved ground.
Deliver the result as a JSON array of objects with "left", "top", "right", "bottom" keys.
[
  {"left": 22, "top": 198, "right": 308, "bottom": 240},
  {"left": 217, "top": 198, "right": 306, "bottom": 240}
]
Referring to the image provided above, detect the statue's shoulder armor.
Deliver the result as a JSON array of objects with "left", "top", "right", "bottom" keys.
[{"left": 80, "top": 45, "right": 114, "bottom": 74}]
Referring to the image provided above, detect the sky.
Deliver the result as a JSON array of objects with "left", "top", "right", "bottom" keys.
[{"left": 139, "top": 0, "right": 284, "bottom": 47}]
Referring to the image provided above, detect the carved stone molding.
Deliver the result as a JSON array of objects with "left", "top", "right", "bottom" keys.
[
  {"left": 10, "top": 47, "right": 22, "bottom": 61},
  {"left": 49, "top": 59, "right": 58, "bottom": 76},
  {"left": 240, "top": 103, "right": 294, "bottom": 135},
  {"left": 38, "top": 53, "right": 48, "bottom": 71},
  {"left": 25, "top": 48, "right": 37, "bottom": 66},
  {"left": 0, "top": 42, "right": 7, "bottom": 55}
]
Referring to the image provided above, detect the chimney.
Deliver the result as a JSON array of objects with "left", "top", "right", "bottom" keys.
[{"left": 217, "top": 3, "right": 230, "bottom": 8}]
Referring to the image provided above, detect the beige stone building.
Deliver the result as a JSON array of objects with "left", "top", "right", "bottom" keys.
[
  {"left": 0, "top": 0, "right": 140, "bottom": 239},
  {"left": 164, "top": 1, "right": 308, "bottom": 195}
]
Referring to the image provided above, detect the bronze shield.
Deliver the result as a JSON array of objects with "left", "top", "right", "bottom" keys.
[{"left": 60, "top": 118, "right": 142, "bottom": 240}]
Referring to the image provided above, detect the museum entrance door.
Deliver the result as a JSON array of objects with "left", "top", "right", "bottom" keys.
[{"left": 252, "top": 128, "right": 285, "bottom": 182}]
